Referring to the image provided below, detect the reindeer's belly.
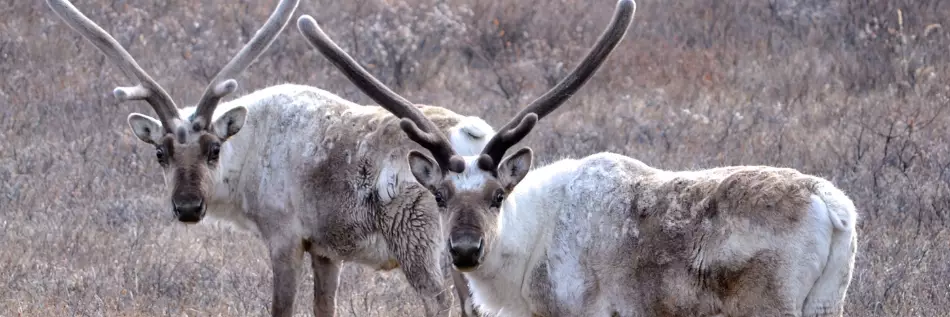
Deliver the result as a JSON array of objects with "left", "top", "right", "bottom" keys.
[
  {"left": 349, "top": 233, "right": 401, "bottom": 270},
  {"left": 311, "top": 231, "right": 399, "bottom": 271}
]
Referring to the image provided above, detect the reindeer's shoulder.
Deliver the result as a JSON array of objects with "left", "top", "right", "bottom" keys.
[
  {"left": 566, "top": 153, "right": 653, "bottom": 189},
  {"left": 576, "top": 152, "right": 653, "bottom": 173},
  {"left": 220, "top": 84, "right": 361, "bottom": 124},
  {"left": 526, "top": 153, "right": 650, "bottom": 214},
  {"left": 238, "top": 84, "right": 352, "bottom": 105}
]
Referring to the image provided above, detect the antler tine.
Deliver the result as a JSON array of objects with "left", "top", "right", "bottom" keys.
[
  {"left": 47, "top": 0, "right": 181, "bottom": 132},
  {"left": 478, "top": 0, "right": 636, "bottom": 171},
  {"left": 192, "top": 0, "right": 301, "bottom": 128},
  {"left": 297, "top": 15, "right": 465, "bottom": 173}
]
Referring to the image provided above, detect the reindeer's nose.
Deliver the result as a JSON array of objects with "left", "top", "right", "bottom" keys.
[
  {"left": 173, "top": 198, "right": 205, "bottom": 223},
  {"left": 449, "top": 236, "right": 484, "bottom": 271}
]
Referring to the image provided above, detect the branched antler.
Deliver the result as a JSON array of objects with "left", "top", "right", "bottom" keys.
[
  {"left": 477, "top": 0, "right": 637, "bottom": 173},
  {"left": 191, "top": 0, "right": 300, "bottom": 129},
  {"left": 47, "top": 0, "right": 180, "bottom": 132},
  {"left": 47, "top": 0, "right": 300, "bottom": 132}
]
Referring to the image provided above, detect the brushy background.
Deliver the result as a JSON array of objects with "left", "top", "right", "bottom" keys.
[{"left": 2, "top": 0, "right": 949, "bottom": 316}]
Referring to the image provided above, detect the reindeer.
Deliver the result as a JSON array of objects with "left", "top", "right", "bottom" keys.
[
  {"left": 295, "top": 0, "right": 624, "bottom": 314},
  {"left": 47, "top": 0, "right": 492, "bottom": 316},
  {"left": 302, "top": 0, "right": 861, "bottom": 315}
]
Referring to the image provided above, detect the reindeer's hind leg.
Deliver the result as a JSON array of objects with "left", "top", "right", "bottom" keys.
[
  {"left": 309, "top": 252, "right": 342, "bottom": 317},
  {"left": 802, "top": 195, "right": 857, "bottom": 317}
]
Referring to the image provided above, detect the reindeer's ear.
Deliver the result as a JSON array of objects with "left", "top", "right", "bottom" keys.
[
  {"left": 498, "top": 147, "right": 533, "bottom": 191},
  {"left": 212, "top": 106, "right": 248, "bottom": 140},
  {"left": 127, "top": 113, "right": 164, "bottom": 145},
  {"left": 408, "top": 150, "right": 443, "bottom": 188}
]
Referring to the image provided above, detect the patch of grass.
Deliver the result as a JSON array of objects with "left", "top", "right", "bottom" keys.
[{"left": 2, "top": 0, "right": 949, "bottom": 316}]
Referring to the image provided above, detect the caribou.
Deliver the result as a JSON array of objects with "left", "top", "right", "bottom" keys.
[
  {"left": 302, "top": 0, "right": 860, "bottom": 315},
  {"left": 46, "top": 0, "right": 493, "bottom": 316}
]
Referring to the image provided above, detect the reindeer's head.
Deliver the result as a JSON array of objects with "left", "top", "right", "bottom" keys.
[
  {"left": 296, "top": 0, "right": 635, "bottom": 271},
  {"left": 47, "top": 0, "right": 299, "bottom": 223}
]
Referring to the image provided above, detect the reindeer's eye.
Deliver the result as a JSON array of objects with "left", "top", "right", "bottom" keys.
[
  {"left": 490, "top": 189, "right": 505, "bottom": 208},
  {"left": 208, "top": 142, "right": 221, "bottom": 163},
  {"left": 434, "top": 190, "right": 447, "bottom": 208},
  {"left": 155, "top": 147, "right": 168, "bottom": 165}
]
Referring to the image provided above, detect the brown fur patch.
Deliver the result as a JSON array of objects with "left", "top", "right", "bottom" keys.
[
  {"left": 379, "top": 258, "right": 401, "bottom": 271},
  {"left": 624, "top": 165, "right": 831, "bottom": 316},
  {"left": 706, "top": 167, "right": 815, "bottom": 227},
  {"left": 635, "top": 166, "right": 816, "bottom": 234}
]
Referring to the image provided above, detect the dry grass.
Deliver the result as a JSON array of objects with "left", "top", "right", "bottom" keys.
[{"left": 2, "top": 0, "right": 949, "bottom": 316}]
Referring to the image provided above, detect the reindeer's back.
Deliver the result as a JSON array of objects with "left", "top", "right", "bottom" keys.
[{"left": 608, "top": 163, "right": 844, "bottom": 315}]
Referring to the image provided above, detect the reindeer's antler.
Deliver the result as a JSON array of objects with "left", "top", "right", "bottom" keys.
[
  {"left": 191, "top": 0, "right": 301, "bottom": 129},
  {"left": 296, "top": 15, "right": 466, "bottom": 174},
  {"left": 47, "top": 0, "right": 181, "bottom": 132},
  {"left": 48, "top": 0, "right": 300, "bottom": 132},
  {"left": 477, "top": 0, "right": 637, "bottom": 173}
]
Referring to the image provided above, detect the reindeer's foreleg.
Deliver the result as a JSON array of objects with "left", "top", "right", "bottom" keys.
[
  {"left": 309, "top": 253, "right": 342, "bottom": 316},
  {"left": 383, "top": 205, "right": 452, "bottom": 316},
  {"left": 399, "top": 253, "right": 452, "bottom": 317},
  {"left": 268, "top": 237, "right": 306, "bottom": 317}
]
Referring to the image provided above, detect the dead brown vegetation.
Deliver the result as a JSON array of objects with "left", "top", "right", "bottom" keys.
[{"left": 2, "top": 0, "right": 948, "bottom": 316}]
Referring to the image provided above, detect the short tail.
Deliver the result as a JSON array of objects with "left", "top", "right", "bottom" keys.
[{"left": 803, "top": 181, "right": 858, "bottom": 317}]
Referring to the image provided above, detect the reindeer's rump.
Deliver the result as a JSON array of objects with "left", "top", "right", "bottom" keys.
[{"left": 546, "top": 153, "right": 848, "bottom": 316}]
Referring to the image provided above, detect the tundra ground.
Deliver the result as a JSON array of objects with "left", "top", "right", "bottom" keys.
[{"left": 2, "top": 0, "right": 948, "bottom": 316}]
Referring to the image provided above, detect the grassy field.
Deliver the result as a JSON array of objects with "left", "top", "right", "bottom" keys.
[{"left": 2, "top": 0, "right": 949, "bottom": 316}]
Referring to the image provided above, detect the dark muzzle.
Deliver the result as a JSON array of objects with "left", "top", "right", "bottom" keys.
[
  {"left": 449, "top": 235, "right": 484, "bottom": 271},
  {"left": 173, "top": 196, "right": 205, "bottom": 223}
]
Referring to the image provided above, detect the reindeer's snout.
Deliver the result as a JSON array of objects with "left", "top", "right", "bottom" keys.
[
  {"left": 173, "top": 196, "right": 205, "bottom": 223},
  {"left": 449, "top": 234, "right": 484, "bottom": 271}
]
